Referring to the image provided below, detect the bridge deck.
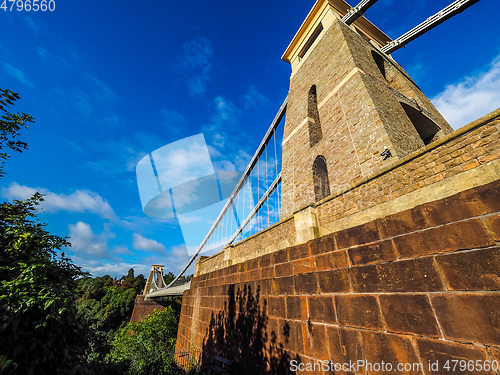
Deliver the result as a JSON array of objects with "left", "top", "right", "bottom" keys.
[{"left": 145, "top": 281, "right": 191, "bottom": 298}]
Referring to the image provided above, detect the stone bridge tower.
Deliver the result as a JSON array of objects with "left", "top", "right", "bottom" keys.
[{"left": 280, "top": 0, "right": 453, "bottom": 219}]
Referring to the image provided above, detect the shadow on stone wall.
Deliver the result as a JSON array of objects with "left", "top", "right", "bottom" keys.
[{"left": 201, "top": 284, "right": 297, "bottom": 374}]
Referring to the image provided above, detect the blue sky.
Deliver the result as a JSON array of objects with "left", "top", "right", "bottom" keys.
[{"left": 1, "top": 0, "right": 499, "bottom": 278}]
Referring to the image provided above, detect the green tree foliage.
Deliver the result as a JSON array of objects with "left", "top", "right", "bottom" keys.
[
  {"left": 0, "top": 195, "right": 87, "bottom": 374},
  {"left": 75, "top": 270, "right": 146, "bottom": 366},
  {"left": 107, "top": 307, "right": 183, "bottom": 375},
  {"left": 0, "top": 89, "right": 34, "bottom": 177}
]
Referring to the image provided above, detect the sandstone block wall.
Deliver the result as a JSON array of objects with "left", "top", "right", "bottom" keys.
[{"left": 176, "top": 180, "right": 500, "bottom": 374}]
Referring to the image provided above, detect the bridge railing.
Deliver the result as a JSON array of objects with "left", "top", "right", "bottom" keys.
[{"left": 163, "top": 97, "right": 287, "bottom": 289}]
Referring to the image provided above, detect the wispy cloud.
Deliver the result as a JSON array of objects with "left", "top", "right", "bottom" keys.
[
  {"left": 35, "top": 46, "right": 72, "bottom": 70},
  {"left": 0, "top": 42, "right": 9, "bottom": 59},
  {"left": 432, "top": 53, "right": 500, "bottom": 129},
  {"left": 53, "top": 74, "right": 121, "bottom": 126},
  {"left": 2, "top": 182, "right": 117, "bottom": 220},
  {"left": 243, "top": 85, "right": 270, "bottom": 109},
  {"left": 406, "top": 61, "right": 428, "bottom": 84},
  {"left": 178, "top": 37, "right": 213, "bottom": 96},
  {"left": 21, "top": 15, "right": 39, "bottom": 33},
  {"left": 73, "top": 89, "right": 93, "bottom": 116},
  {"left": 202, "top": 96, "right": 241, "bottom": 149},
  {"left": 1, "top": 62, "right": 34, "bottom": 88},
  {"left": 84, "top": 73, "right": 119, "bottom": 103},
  {"left": 160, "top": 108, "right": 186, "bottom": 136},
  {"left": 132, "top": 233, "right": 166, "bottom": 252}
]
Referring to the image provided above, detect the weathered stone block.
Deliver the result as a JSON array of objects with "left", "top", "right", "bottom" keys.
[
  {"left": 326, "top": 327, "right": 364, "bottom": 374},
  {"left": 310, "top": 232, "right": 336, "bottom": 255},
  {"left": 335, "top": 220, "right": 380, "bottom": 249},
  {"left": 360, "top": 331, "right": 423, "bottom": 375},
  {"left": 379, "top": 294, "right": 440, "bottom": 337},
  {"left": 335, "top": 294, "right": 384, "bottom": 330},
  {"left": 377, "top": 206, "right": 429, "bottom": 238},
  {"left": 303, "top": 323, "right": 329, "bottom": 361},
  {"left": 307, "top": 295, "right": 336, "bottom": 324},
  {"left": 435, "top": 247, "right": 500, "bottom": 291},
  {"left": 287, "top": 243, "right": 311, "bottom": 261},
  {"left": 266, "top": 296, "right": 286, "bottom": 318},
  {"left": 286, "top": 295, "right": 308, "bottom": 321},
  {"left": 393, "top": 219, "right": 494, "bottom": 258},
  {"left": 317, "top": 269, "right": 351, "bottom": 293},
  {"left": 484, "top": 214, "right": 500, "bottom": 241},
  {"left": 350, "top": 257, "right": 444, "bottom": 293},
  {"left": 272, "top": 276, "right": 295, "bottom": 295},
  {"left": 416, "top": 338, "right": 493, "bottom": 375},
  {"left": 275, "top": 261, "right": 294, "bottom": 278},
  {"left": 294, "top": 272, "right": 319, "bottom": 294},
  {"left": 432, "top": 293, "right": 500, "bottom": 346},
  {"left": 348, "top": 239, "right": 398, "bottom": 266},
  {"left": 314, "top": 250, "right": 349, "bottom": 271},
  {"left": 293, "top": 256, "right": 316, "bottom": 274}
]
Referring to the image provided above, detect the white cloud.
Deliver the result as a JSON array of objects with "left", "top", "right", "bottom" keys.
[
  {"left": 432, "top": 54, "right": 500, "bottom": 129},
  {"left": 2, "top": 182, "right": 116, "bottom": 219},
  {"left": 73, "top": 259, "right": 150, "bottom": 278},
  {"left": 113, "top": 245, "right": 132, "bottom": 255},
  {"left": 213, "top": 96, "right": 239, "bottom": 124},
  {"left": 68, "top": 221, "right": 111, "bottom": 258},
  {"left": 132, "top": 233, "right": 166, "bottom": 252},
  {"left": 141, "top": 244, "right": 193, "bottom": 275},
  {"left": 2, "top": 62, "right": 34, "bottom": 88}
]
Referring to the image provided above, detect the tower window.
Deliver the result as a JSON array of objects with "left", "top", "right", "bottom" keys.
[
  {"left": 299, "top": 23, "right": 324, "bottom": 59},
  {"left": 313, "top": 155, "right": 330, "bottom": 202},
  {"left": 308, "top": 85, "right": 322, "bottom": 147},
  {"left": 371, "top": 50, "right": 386, "bottom": 79},
  {"left": 400, "top": 102, "right": 441, "bottom": 145}
]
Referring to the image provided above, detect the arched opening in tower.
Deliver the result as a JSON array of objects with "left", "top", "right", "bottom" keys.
[
  {"left": 313, "top": 155, "right": 330, "bottom": 202},
  {"left": 308, "top": 85, "right": 323, "bottom": 147},
  {"left": 400, "top": 102, "right": 441, "bottom": 145},
  {"left": 371, "top": 50, "right": 386, "bottom": 79}
]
